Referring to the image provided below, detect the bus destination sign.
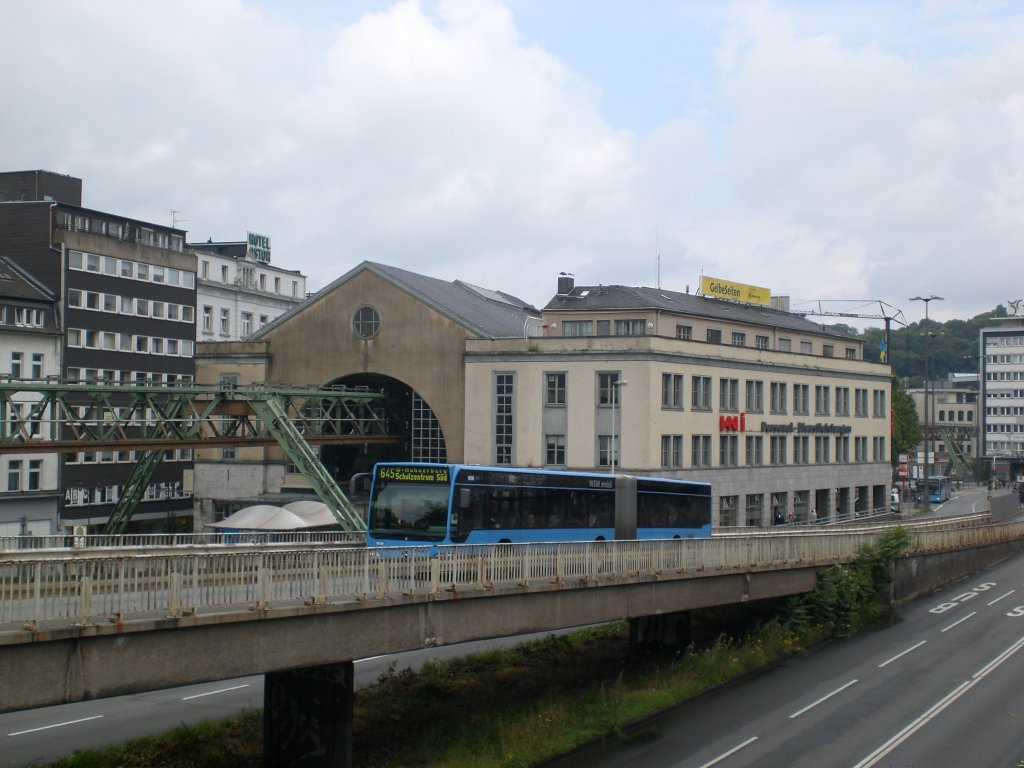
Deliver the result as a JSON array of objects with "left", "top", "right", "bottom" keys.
[{"left": 377, "top": 465, "right": 450, "bottom": 483}]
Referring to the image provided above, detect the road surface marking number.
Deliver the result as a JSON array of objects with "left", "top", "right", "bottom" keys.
[
  {"left": 8, "top": 715, "right": 104, "bottom": 737},
  {"left": 929, "top": 582, "right": 997, "bottom": 613}
]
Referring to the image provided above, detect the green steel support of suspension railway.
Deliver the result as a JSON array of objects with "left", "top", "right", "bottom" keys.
[{"left": 0, "top": 379, "right": 398, "bottom": 534}]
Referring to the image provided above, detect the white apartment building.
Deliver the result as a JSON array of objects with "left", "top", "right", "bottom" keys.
[
  {"left": 0, "top": 258, "right": 62, "bottom": 536},
  {"left": 190, "top": 237, "right": 307, "bottom": 342},
  {"left": 980, "top": 310, "right": 1024, "bottom": 484}
]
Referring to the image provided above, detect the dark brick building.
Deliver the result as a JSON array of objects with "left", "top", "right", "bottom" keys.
[{"left": 0, "top": 170, "right": 198, "bottom": 532}]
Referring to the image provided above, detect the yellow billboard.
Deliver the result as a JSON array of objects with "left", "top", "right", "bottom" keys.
[{"left": 700, "top": 276, "right": 771, "bottom": 307}]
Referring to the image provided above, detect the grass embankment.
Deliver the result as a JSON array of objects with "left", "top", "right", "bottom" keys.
[{"left": 42, "top": 529, "right": 911, "bottom": 768}]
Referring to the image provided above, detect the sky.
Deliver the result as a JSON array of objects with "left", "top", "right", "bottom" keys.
[{"left": 2, "top": 0, "right": 1022, "bottom": 328}]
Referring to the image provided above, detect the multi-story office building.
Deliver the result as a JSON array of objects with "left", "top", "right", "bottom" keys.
[
  {"left": 907, "top": 372, "right": 980, "bottom": 486},
  {"left": 189, "top": 238, "right": 307, "bottom": 341},
  {"left": 463, "top": 277, "right": 894, "bottom": 526},
  {"left": 195, "top": 266, "right": 892, "bottom": 529},
  {"left": 0, "top": 257, "right": 62, "bottom": 536},
  {"left": 0, "top": 170, "right": 197, "bottom": 533},
  {"left": 980, "top": 310, "right": 1024, "bottom": 485}
]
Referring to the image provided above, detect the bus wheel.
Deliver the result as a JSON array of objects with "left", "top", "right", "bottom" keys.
[
  {"left": 595, "top": 536, "right": 606, "bottom": 541},
  {"left": 673, "top": 535, "right": 681, "bottom": 539},
  {"left": 499, "top": 538, "right": 511, "bottom": 544}
]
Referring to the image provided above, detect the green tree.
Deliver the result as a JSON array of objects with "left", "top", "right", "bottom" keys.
[{"left": 890, "top": 376, "right": 921, "bottom": 466}]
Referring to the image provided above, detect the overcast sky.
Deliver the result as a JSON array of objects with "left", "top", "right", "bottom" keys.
[{"left": 2, "top": 0, "right": 1022, "bottom": 328}]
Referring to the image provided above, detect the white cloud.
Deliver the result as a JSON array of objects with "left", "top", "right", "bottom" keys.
[{"left": 0, "top": 0, "right": 1021, "bottom": 323}]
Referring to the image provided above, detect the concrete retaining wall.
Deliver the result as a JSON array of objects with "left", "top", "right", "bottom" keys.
[{"left": 894, "top": 538, "right": 1024, "bottom": 604}]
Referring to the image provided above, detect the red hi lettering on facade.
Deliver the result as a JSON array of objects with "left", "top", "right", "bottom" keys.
[{"left": 719, "top": 414, "right": 746, "bottom": 432}]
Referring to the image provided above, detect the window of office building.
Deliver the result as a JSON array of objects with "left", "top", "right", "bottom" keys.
[
  {"left": 495, "top": 373, "right": 514, "bottom": 464},
  {"left": 732, "top": 332, "right": 746, "bottom": 347},
  {"left": 691, "top": 435, "right": 712, "bottom": 467},
  {"left": 615, "top": 319, "right": 645, "bottom": 336},
  {"left": 597, "top": 434, "right": 618, "bottom": 468},
  {"left": 720, "top": 434, "right": 739, "bottom": 467},
  {"left": 545, "top": 434, "right": 566, "bottom": 466},
  {"left": 756, "top": 334, "right": 770, "bottom": 350},
  {"left": 745, "top": 380, "right": 763, "bottom": 413},
  {"left": 662, "top": 373, "right": 684, "bottom": 409},
  {"left": 719, "top": 495, "right": 739, "bottom": 527},
  {"left": 661, "top": 435, "right": 683, "bottom": 468},
  {"left": 770, "top": 436, "right": 787, "bottom": 465},
  {"left": 707, "top": 328, "right": 722, "bottom": 344},
  {"left": 771, "top": 492, "right": 788, "bottom": 524},
  {"left": 815, "top": 436, "right": 830, "bottom": 463},
  {"left": 873, "top": 389, "right": 887, "bottom": 418},
  {"left": 692, "top": 376, "right": 712, "bottom": 410},
  {"left": 794, "top": 384, "right": 810, "bottom": 415},
  {"left": 720, "top": 378, "right": 739, "bottom": 412},
  {"left": 545, "top": 372, "right": 566, "bottom": 406},
  {"left": 562, "top": 320, "right": 593, "bottom": 337},
  {"left": 794, "top": 436, "right": 809, "bottom": 464},
  {"left": 745, "top": 494, "right": 763, "bottom": 526},
  {"left": 676, "top": 324, "right": 692, "bottom": 340},
  {"left": 745, "top": 435, "right": 763, "bottom": 466},
  {"left": 770, "top": 382, "right": 787, "bottom": 414},
  {"left": 836, "top": 387, "right": 850, "bottom": 417},
  {"left": 815, "top": 385, "right": 831, "bottom": 416},
  {"left": 855, "top": 388, "right": 868, "bottom": 417},
  {"left": 597, "top": 372, "right": 622, "bottom": 406}
]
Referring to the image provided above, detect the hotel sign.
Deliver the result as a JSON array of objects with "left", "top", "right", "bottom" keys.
[
  {"left": 701, "top": 276, "right": 771, "bottom": 307},
  {"left": 247, "top": 231, "right": 271, "bottom": 264}
]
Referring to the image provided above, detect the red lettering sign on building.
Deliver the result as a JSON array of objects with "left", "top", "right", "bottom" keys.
[{"left": 719, "top": 414, "right": 746, "bottom": 432}]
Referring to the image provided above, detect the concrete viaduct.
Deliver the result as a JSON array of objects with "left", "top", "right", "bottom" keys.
[{"left": 2, "top": 509, "right": 1023, "bottom": 766}]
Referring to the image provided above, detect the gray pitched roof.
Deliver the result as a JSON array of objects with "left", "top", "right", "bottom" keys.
[
  {"left": 253, "top": 261, "right": 540, "bottom": 340},
  {"left": 544, "top": 284, "right": 856, "bottom": 339},
  {"left": 0, "top": 256, "right": 56, "bottom": 302}
]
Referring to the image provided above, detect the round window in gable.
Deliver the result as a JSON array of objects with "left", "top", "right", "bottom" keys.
[{"left": 352, "top": 305, "right": 381, "bottom": 339}]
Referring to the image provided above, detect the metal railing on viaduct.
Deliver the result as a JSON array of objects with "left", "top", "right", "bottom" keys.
[{"left": 2, "top": 516, "right": 1023, "bottom": 766}]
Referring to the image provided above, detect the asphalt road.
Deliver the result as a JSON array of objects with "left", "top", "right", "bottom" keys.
[
  {"left": 561, "top": 517, "right": 1024, "bottom": 767},
  {"left": 0, "top": 629, "right": 578, "bottom": 767}
]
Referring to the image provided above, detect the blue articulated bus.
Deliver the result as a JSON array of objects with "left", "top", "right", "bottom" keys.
[
  {"left": 366, "top": 462, "right": 712, "bottom": 549},
  {"left": 925, "top": 475, "right": 951, "bottom": 504}
]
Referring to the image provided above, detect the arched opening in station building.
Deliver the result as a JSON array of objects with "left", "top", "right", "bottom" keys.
[{"left": 318, "top": 373, "right": 447, "bottom": 482}]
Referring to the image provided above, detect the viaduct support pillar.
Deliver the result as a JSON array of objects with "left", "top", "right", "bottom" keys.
[
  {"left": 629, "top": 611, "right": 692, "bottom": 654},
  {"left": 264, "top": 661, "right": 354, "bottom": 768}
]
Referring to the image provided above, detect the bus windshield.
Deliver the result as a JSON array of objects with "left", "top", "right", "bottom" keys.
[{"left": 368, "top": 480, "right": 451, "bottom": 542}]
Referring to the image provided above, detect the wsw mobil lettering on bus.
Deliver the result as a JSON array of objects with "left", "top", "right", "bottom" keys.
[{"left": 719, "top": 415, "right": 853, "bottom": 435}]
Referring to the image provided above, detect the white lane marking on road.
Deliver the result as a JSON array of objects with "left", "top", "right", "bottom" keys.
[
  {"left": 8, "top": 715, "right": 104, "bottom": 736},
  {"left": 852, "top": 634, "right": 1024, "bottom": 768},
  {"left": 694, "top": 736, "right": 759, "bottom": 768},
  {"left": 789, "top": 679, "right": 858, "bottom": 719},
  {"left": 987, "top": 589, "right": 1015, "bottom": 606},
  {"left": 181, "top": 684, "right": 251, "bottom": 701},
  {"left": 940, "top": 611, "right": 976, "bottom": 632},
  {"left": 878, "top": 640, "right": 927, "bottom": 668}
]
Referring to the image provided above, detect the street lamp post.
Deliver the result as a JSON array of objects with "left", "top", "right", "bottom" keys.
[
  {"left": 610, "top": 379, "right": 627, "bottom": 472},
  {"left": 910, "top": 295, "right": 943, "bottom": 513}
]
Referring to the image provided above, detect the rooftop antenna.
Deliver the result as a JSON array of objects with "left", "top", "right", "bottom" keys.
[
  {"left": 170, "top": 210, "right": 187, "bottom": 229},
  {"left": 655, "top": 225, "right": 661, "bottom": 289}
]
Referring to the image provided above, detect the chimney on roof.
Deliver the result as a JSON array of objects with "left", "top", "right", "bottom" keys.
[{"left": 557, "top": 272, "right": 575, "bottom": 295}]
